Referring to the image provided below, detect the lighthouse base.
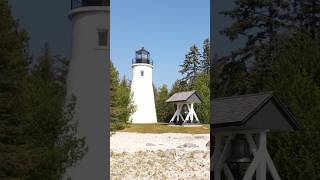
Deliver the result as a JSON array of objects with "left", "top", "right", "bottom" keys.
[{"left": 129, "top": 113, "right": 157, "bottom": 124}]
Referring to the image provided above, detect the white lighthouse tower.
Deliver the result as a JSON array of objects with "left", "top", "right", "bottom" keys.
[
  {"left": 66, "top": 0, "right": 109, "bottom": 179},
  {"left": 130, "top": 47, "right": 157, "bottom": 124}
]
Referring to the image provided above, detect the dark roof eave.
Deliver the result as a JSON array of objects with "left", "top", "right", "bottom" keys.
[
  {"left": 212, "top": 93, "right": 300, "bottom": 131},
  {"left": 212, "top": 121, "right": 244, "bottom": 128},
  {"left": 166, "top": 100, "right": 201, "bottom": 103},
  {"left": 212, "top": 92, "right": 273, "bottom": 127},
  {"left": 166, "top": 91, "right": 203, "bottom": 103}
]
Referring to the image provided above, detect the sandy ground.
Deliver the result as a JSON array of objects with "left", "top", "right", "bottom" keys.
[{"left": 110, "top": 132, "right": 210, "bottom": 180}]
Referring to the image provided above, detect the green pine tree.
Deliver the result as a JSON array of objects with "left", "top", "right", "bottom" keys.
[
  {"left": 201, "top": 38, "right": 210, "bottom": 74},
  {"left": 18, "top": 44, "right": 87, "bottom": 179},
  {"left": 221, "top": 0, "right": 291, "bottom": 92},
  {"left": 0, "top": 0, "right": 30, "bottom": 178},
  {"left": 191, "top": 72, "right": 210, "bottom": 124},
  {"left": 179, "top": 44, "right": 202, "bottom": 84},
  {"left": 170, "top": 79, "right": 190, "bottom": 95},
  {"left": 155, "top": 84, "right": 173, "bottom": 123},
  {"left": 110, "top": 62, "right": 135, "bottom": 131},
  {"left": 293, "top": 0, "right": 320, "bottom": 39},
  {"left": 267, "top": 32, "right": 320, "bottom": 179},
  {"left": 212, "top": 57, "right": 249, "bottom": 97}
]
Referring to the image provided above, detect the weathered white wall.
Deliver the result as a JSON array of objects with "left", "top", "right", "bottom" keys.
[
  {"left": 66, "top": 6, "right": 109, "bottom": 180},
  {"left": 130, "top": 63, "right": 157, "bottom": 123}
]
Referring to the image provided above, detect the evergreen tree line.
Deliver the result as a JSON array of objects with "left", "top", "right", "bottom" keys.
[
  {"left": 155, "top": 38, "right": 210, "bottom": 124},
  {"left": 213, "top": 0, "right": 320, "bottom": 178},
  {"left": 110, "top": 62, "right": 135, "bottom": 131},
  {"left": 0, "top": 1, "right": 86, "bottom": 179}
]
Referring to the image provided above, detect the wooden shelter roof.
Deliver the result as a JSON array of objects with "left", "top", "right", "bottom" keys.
[
  {"left": 166, "top": 90, "right": 202, "bottom": 103},
  {"left": 212, "top": 92, "right": 299, "bottom": 132}
]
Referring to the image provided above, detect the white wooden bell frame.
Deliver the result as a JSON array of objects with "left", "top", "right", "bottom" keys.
[
  {"left": 212, "top": 130, "right": 281, "bottom": 180},
  {"left": 169, "top": 102, "right": 200, "bottom": 124}
]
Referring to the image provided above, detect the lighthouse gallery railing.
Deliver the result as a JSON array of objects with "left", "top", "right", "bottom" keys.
[{"left": 71, "top": 0, "right": 110, "bottom": 9}]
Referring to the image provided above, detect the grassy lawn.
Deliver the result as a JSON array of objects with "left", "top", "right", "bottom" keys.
[{"left": 119, "top": 123, "right": 210, "bottom": 134}]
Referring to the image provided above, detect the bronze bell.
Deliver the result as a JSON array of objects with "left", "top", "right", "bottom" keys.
[
  {"left": 227, "top": 134, "right": 252, "bottom": 163},
  {"left": 182, "top": 104, "right": 189, "bottom": 114}
]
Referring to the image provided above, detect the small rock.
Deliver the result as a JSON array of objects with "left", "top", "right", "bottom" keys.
[
  {"left": 177, "top": 143, "right": 198, "bottom": 148},
  {"left": 146, "top": 143, "right": 155, "bottom": 146},
  {"left": 194, "top": 135, "right": 205, "bottom": 139},
  {"left": 147, "top": 160, "right": 154, "bottom": 166}
]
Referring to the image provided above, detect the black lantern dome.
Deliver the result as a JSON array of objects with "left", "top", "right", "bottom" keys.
[
  {"left": 71, "top": 0, "right": 110, "bottom": 9},
  {"left": 133, "top": 47, "right": 153, "bottom": 65}
]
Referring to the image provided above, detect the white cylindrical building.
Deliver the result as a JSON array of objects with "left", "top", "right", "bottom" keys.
[
  {"left": 66, "top": 0, "right": 109, "bottom": 179},
  {"left": 130, "top": 47, "right": 157, "bottom": 124}
]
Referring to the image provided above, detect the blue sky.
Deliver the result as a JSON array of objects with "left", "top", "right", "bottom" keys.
[
  {"left": 111, "top": 0, "right": 210, "bottom": 88},
  {"left": 9, "top": 0, "right": 210, "bottom": 89},
  {"left": 9, "top": 0, "right": 71, "bottom": 57}
]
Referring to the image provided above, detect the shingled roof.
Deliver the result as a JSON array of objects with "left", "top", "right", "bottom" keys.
[
  {"left": 166, "top": 90, "right": 202, "bottom": 103},
  {"left": 212, "top": 92, "right": 299, "bottom": 132}
]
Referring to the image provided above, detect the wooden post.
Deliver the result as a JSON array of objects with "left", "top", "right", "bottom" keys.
[
  {"left": 243, "top": 131, "right": 280, "bottom": 180},
  {"left": 257, "top": 132, "right": 267, "bottom": 180},
  {"left": 191, "top": 103, "right": 199, "bottom": 123},
  {"left": 184, "top": 104, "right": 191, "bottom": 121},
  {"left": 169, "top": 103, "right": 179, "bottom": 123},
  {"left": 169, "top": 103, "right": 185, "bottom": 124},
  {"left": 212, "top": 135, "right": 222, "bottom": 179},
  {"left": 183, "top": 103, "right": 200, "bottom": 124},
  {"left": 178, "top": 104, "right": 184, "bottom": 122},
  {"left": 213, "top": 135, "right": 235, "bottom": 180},
  {"left": 177, "top": 104, "right": 180, "bottom": 122},
  {"left": 190, "top": 103, "right": 194, "bottom": 122}
]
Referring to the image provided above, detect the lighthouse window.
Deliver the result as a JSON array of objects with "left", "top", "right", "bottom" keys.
[
  {"left": 98, "top": 29, "right": 108, "bottom": 46},
  {"left": 142, "top": 54, "right": 147, "bottom": 59},
  {"left": 140, "top": 71, "right": 144, "bottom": 77}
]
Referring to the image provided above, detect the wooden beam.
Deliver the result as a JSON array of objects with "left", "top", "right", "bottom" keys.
[
  {"left": 212, "top": 135, "right": 222, "bottom": 179},
  {"left": 257, "top": 132, "right": 267, "bottom": 180},
  {"left": 213, "top": 131, "right": 280, "bottom": 180},
  {"left": 265, "top": 151, "right": 281, "bottom": 180},
  {"left": 245, "top": 133, "right": 257, "bottom": 154},
  {"left": 184, "top": 104, "right": 191, "bottom": 121},
  {"left": 169, "top": 103, "right": 182, "bottom": 124},
  {"left": 223, "top": 164, "right": 235, "bottom": 180},
  {"left": 192, "top": 103, "right": 200, "bottom": 122},
  {"left": 215, "top": 135, "right": 234, "bottom": 180},
  {"left": 243, "top": 148, "right": 263, "bottom": 180},
  {"left": 183, "top": 103, "right": 200, "bottom": 123},
  {"left": 243, "top": 131, "right": 280, "bottom": 180},
  {"left": 212, "top": 135, "right": 222, "bottom": 170}
]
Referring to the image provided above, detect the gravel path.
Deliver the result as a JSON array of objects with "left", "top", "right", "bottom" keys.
[{"left": 110, "top": 132, "right": 210, "bottom": 180}]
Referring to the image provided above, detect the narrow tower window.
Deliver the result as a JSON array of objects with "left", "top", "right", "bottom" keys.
[
  {"left": 140, "top": 71, "right": 144, "bottom": 77},
  {"left": 98, "top": 29, "right": 108, "bottom": 46}
]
